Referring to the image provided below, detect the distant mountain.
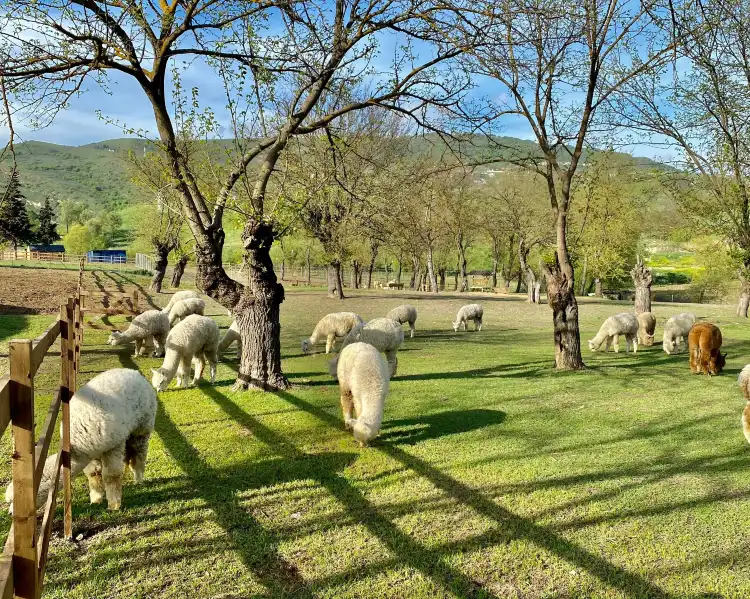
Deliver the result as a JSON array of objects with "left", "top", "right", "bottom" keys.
[{"left": 1, "top": 136, "right": 671, "bottom": 211}]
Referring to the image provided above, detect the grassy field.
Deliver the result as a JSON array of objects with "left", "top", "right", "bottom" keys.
[{"left": 2, "top": 287, "right": 750, "bottom": 599}]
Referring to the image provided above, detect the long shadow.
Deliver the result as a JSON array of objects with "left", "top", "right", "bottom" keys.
[
  {"left": 380, "top": 409, "right": 506, "bottom": 445},
  {"left": 394, "top": 361, "right": 554, "bottom": 382},
  {"left": 201, "top": 385, "right": 512, "bottom": 599},
  {"left": 274, "top": 391, "right": 698, "bottom": 599},
  {"left": 109, "top": 272, "right": 159, "bottom": 309},
  {"left": 101, "top": 270, "right": 126, "bottom": 292}
]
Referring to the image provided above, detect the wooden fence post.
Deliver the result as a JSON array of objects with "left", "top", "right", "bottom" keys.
[
  {"left": 60, "top": 300, "right": 74, "bottom": 540},
  {"left": 9, "top": 339, "right": 38, "bottom": 599},
  {"left": 74, "top": 294, "right": 82, "bottom": 379},
  {"left": 133, "top": 290, "right": 139, "bottom": 313}
]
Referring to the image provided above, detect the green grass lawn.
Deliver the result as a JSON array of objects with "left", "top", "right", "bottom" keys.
[{"left": 2, "top": 290, "right": 750, "bottom": 598}]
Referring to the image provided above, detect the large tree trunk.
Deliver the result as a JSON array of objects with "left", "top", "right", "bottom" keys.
[
  {"left": 439, "top": 268, "right": 446, "bottom": 291},
  {"left": 426, "top": 246, "right": 439, "bottom": 293},
  {"left": 631, "top": 255, "right": 653, "bottom": 315},
  {"left": 396, "top": 251, "right": 403, "bottom": 284},
  {"left": 515, "top": 270, "right": 523, "bottom": 293},
  {"left": 170, "top": 255, "right": 188, "bottom": 288},
  {"left": 534, "top": 280, "right": 542, "bottom": 304},
  {"left": 457, "top": 233, "right": 469, "bottom": 292},
  {"left": 410, "top": 255, "right": 420, "bottom": 290},
  {"left": 544, "top": 206, "right": 584, "bottom": 370},
  {"left": 594, "top": 278, "right": 602, "bottom": 297},
  {"left": 150, "top": 243, "right": 170, "bottom": 293},
  {"left": 738, "top": 269, "right": 750, "bottom": 317},
  {"left": 350, "top": 260, "right": 360, "bottom": 289},
  {"left": 235, "top": 220, "right": 288, "bottom": 390},
  {"left": 328, "top": 261, "right": 345, "bottom": 299}
]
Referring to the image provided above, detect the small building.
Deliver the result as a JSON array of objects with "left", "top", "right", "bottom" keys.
[{"left": 87, "top": 249, "right": 127, "bottom": 264}]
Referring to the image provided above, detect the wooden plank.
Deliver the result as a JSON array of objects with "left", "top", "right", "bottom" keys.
[
  {"left": 60, "top": 300, "right": 73, "bottom": 540},
  {"left": 36, "top": 449, "right": 61, "bottom": 591},
  {"left": 30, "top": 320, "right": 60, "bottom": 377},
  {"left": 9, "top": 339, "right": 38, "bottom": 599},
  {"left": 33, "top": 391, "right": 60, "bottom": 489},
  {"left": 0, "top": 526, "right": 14, "bottom": 599},
  {"left": 0, "top": 377, "right": 10, "bottom": 440}
]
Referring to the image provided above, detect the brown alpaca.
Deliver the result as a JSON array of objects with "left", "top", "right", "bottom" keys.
[{"left": 688, "top": 322, "right": 725, "bottom": 375}]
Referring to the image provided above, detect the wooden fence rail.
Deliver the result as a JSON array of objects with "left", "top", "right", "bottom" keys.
[{"left": 0, "top": 294, "right": 81, "bottom": 598}]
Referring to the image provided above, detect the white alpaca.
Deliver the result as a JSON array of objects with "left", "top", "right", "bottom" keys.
[
  {"left": 387, "top": 305, "right": 418, "bottom": 338},
  {"left": 162, "top": 290, "right": 201, "bottom": 314},
  {"left": 219, "top": 321, "right": 242, "bottom": 360},
  {"left": 5, "top": 369, "right": 156, "bottom": 512},
  {"left": 330, "top": 318, "right": 404, "bottom": 378},
  {"left": 453, "top": 304, "right": 483, "bottom": 332},
  {"left": 168, "top": 297, "right": 206, "bottom": 326},
  {"left": 739, "top": 365, "right": 750, "bottom": 444},
  {"left": 663, "top": 312, "right": 696, "bottom": 354},
  {"left": 301, "top": 312, "right": 364, "bottom": 354},
  {"left": 107, "top": 309, "right": 170, "bottom": 357},
  {"left": 335, "top": 342, "right": 389, "bottom": 447},
  {"left": 151, "top": 314, "right": 220, "bottom": 390},
  {"left": 588, "top": 313, "right": 639, "bottom": 353}
]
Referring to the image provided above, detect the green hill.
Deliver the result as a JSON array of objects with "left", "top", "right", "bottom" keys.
[{"left": 2, "top": 136, "right": 670, "bottom": 214}]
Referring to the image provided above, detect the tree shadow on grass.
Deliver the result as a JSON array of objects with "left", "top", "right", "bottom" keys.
[
  {"left": 379, "top": 409, "right": 506, "bottom": 445},
  {"left": 275, "top": 390, "right": 713, "bottom": 599}
]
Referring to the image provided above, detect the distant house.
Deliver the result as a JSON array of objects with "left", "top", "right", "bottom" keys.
[
  {"left": 87, "top": 249, "right": 127, "bottom": 264},
  {"left": 29, "top": 244, "right": 66, "bottom": 259}
]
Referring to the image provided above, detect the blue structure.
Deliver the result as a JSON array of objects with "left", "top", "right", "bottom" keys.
[
  {"left": 29, "top": 245, "right": 65, "bottom": 253},
  {"left": 87, "top": 249, "right": 127, "bottom": 264}
]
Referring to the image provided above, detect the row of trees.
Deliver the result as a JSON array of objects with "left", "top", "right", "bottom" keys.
[{"left": 1, "top": 0, "right": 744, "bottom": 387}]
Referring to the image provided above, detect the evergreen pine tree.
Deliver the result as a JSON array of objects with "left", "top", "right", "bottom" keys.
[
  {"left": 36, "top": 197, "right": 60, "bottom": 245},
  {"left": 0, "top": 169, "right": 33, "bottom": 249}
]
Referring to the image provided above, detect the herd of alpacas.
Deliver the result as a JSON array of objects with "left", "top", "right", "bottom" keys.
[{"left": 11, "top": 289, "right": 750, "bottom": 515}]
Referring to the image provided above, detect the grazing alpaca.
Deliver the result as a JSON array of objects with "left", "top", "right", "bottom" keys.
[
  {"left": 107, "top": 309, "right": 170, "bottom": 357},
  {"left": 452, "top": 304, "right": 483, "bottom": 332},
  {"left": 219, "top": 321, "right": 241, "bottom": 359},
  {"left": 334, "top": 342, "right": 389, "bottom": 447},
  {"left": 663, "top": 312, "right": 696, "bottom": 354},
  {"left": 588, "top": 313, "right": 639, "bottom": 353},
  {"left": 301, "top": 312, "right": 364, "bottom": 354},
  {"left": 387, "top": 305, "right": 418, "bottom": 338},
  {"left": 5, "top": 369, "right": 156, "bottom": 512},
  {"left": 688, "top": 322, "right": 725, "bottom": 375},
  {"left": 161, "top": 290, "right": 201, "bottom": 313},
  {"left": 168, "top": 297, "right": 205, "bottom": 326},
  {"left": 151, "top": 314, "right": 220, "bottom": 390},
  {"left": 636, "top": 312, "right": 656, "bottom": 347},
  {"left": 329, "top": 318, "right": 404, "bottom": 378}
]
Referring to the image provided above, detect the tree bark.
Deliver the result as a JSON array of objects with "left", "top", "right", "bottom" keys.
[
  {"left": 170, "top": 255, "right": 188, "bottom": 288},
  {"left": 580, "top": 256, "right": 588, "bottom": 296},
  {"left": 306, "top": 247, "right": 311, "bottom": 285},
  {"left": 518, "top": 240, "right": 536, "bottom": 304},
  {"left": 350, "top": 260, "right": 361, "bottom": 289},
  {"left": 457, "top": 233, "right": 469, "bottom": 292},
  {"left": 280, "top": 258, "right": 285, "bottom": 282},
  {"left": 426, "top": 246, "right": 439, "bottom": 293},
  {"left": 631, "top": 255, "right": 653, "bottom": 314},
  {"left": 328, "top": 261, "right": 345, "bottom": 299},
  {"left": 233, "top": 219, "right": 288, "bottom": 390},
  {"left": 491, "top": 238, "right": 499, "bottom": 288},
  {"left": 515, "top": 270, "right": 523, "bottom": 293},
  {"left": 366, "top": 241, "right": 378, "bottom": 289},
  {"left": 396, "top": 251, "right": 403, "bottom": 284},
  {"left": 738, "top": 269, "right": 750, "bottom": 317},
  {"left": 410, "top": 255, "right": 420, "bottom": 290},
  {"left": 534, "top": 280, "right": 542, "bottom": 304},
  {"left": 150, "top": 243, "right": 170, "bottom": 293},
  {"left": 595, "top": 278, "right": 602, "bottom": 297},
  {"left": 439, "top": 268, "right": 446, "bottom": 291}
]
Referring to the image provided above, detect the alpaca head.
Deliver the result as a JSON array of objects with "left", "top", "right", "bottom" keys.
[
  {"left": 351, "top": 421, "right": 377, "bottom": 447},
  {"left": 107, "top": 331, "right": 123, "bottom": 345},
  {"left": 151, "top": 368, "right": 170, "bottom": 391},
  {"left": 5, "top": 455, "right": 57, "bottom": 513},
  {"left": 715, "top": 352, "right": 727, "bottom": 373},
  {"left": 328, "top": 357, "right": 339, "bottom": 379},
  {"left": 301, "top": 339, "right": 312, "bottom": 354},
  {"left": 663, "top": 338, "right": 676, "bottom": 354},
  {"left": 643, "top": 334, "right": 655, "bottom": 347},
  {"left": 452, "top": 321, "right": 460, "bottom": 332},
  {"left": 588, "top": 339, "right": 599, "bottom": 352}
]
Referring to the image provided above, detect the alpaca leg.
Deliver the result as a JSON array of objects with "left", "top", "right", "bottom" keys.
[
  {"left": 205, "top": 346, "right": 218, "bottom": 384},
  {"left": 152, "top": 333, "right": 166, "bottom": 358},
  {"left": 193, "top": 354, "right": 205, "bottom": 384},
  {"left": 177, "top": 356, "right": 192, "bottom": 387},
  {"left": 133, "top": 339, "right": 142, "bottom": 357},
  {"left": 613, "top": 335, "right": 620, "bottom": 353},
  {"left": 340, "top": 389, "right": 354, "bottom": 428},
  {"left": 125, "top": 434, "right": 151, "bottom": 483},
  {"left": 409, "top": 322, "right": 415, "bottom": 338},
  {"left": 476, "top": 318, "right": 482, "bottom": 331},
  {"left": 326, "top": 334, "right": 336, "bottom": 354},
  {"left": 101, "top": 444, "right": 126, "bottom": 510},
  {"left": 742, "top": 403, "right": 750, "bottom": 444},
  {"left": 631, "top": 335, "right": 638, "bottom": 354},
  {"left": 84, "top": 460, "right": 105, "bottom": 504}
]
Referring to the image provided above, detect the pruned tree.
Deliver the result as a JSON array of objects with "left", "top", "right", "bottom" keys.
[
  {"left": 440, "top": 0, "right": 676, "bottom": 367},
  {"left": 613, "top": 0, "right": 750, "bottom": 316},
  {"left": 631, "top": 256, "right": 652, "bottom": 314},
  {"left": 1, "top": 0, "right": 473, "bottom": 390}
]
